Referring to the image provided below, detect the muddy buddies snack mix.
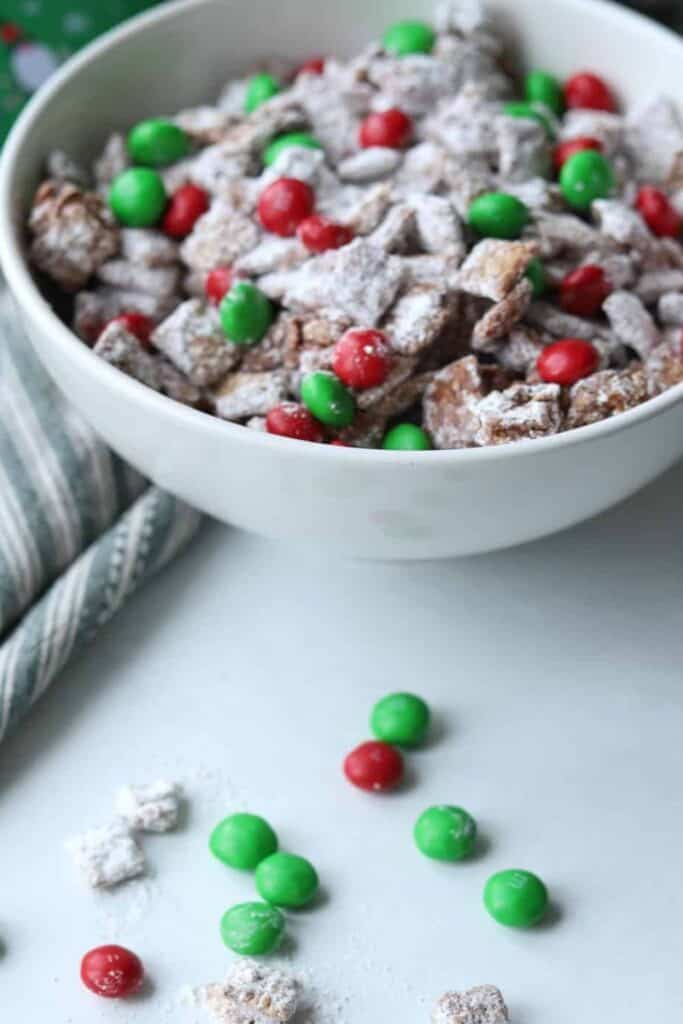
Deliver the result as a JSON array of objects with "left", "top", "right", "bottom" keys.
[{"left": 26, "top": 0, "right": 683, "bottom": 449}]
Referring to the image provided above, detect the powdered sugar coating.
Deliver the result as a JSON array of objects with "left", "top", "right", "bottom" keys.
[
  {"left": 115, "top": 780, "right": 182, "bottom": 833},
  {"left": 65, "top": 820, "right": 145, "bottom": 888},
  {"left": 432, "top": 985, "right": 509, "bottom": 1024},
  {"left": 202, "top": 959, "right": 299, "bottom": 1023},
  {"left": 94, "top": 322, "right": 161, "bottom": 391},
  {"left": 151, "top": 299, "right": 240, "bottom": 388}
]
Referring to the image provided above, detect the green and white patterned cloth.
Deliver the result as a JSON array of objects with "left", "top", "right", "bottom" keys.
[{"left": 0, "top": 293, "right": 202, "bottom": 743}]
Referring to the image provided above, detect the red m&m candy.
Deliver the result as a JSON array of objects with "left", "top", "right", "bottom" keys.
[
  {"left": 80, "top": 945, "right": 144, "bottom": 999},
  {"left": 359, "top": 108, "right": 413, "bottom": 150},
  {"left": 553, "top": 136, "right": 602, "bottom": 173},
  {"left": 205, "top": 266, "right": 237, "bottom": 304},
  {"left": 332, "top": 329, "right": 392, "bottom": 390},
  {"left": 537, "top": 339, "right": 600, "bottom": 387},
  {"left": 258, "top": 178, "right": 315, "bottom": 236},
  {"left": 162, "top": 183, "right": 209, "bottom": 238},
  {"left": 266, "top": 403, "right": 324, "bottom": 442},
  {"left": 297, "top": 57, "right": 325, "bottom": 76},
  {"left": 297, "top": 215, "right": 353, "bottom": 253},
  {"left": 564, "top": 72, "right": 616, "bottom": 112},
  {"left": 559, "top": 265, "right": 611, "bottom": 317},
  {"left": 106, "top": 312, "right": 155, "bottom": 347},
  {"left": 635, "top": 186, "right": 681, "bottom": 238},
  {"left": 343, "top": 740, "right": 404, "bottom": 792}
]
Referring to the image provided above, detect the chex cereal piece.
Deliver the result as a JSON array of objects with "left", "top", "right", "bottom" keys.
[
  {"left": 120, "top": 228, "right": 179, "bottom": 267},
  {"left": 525, "top": 301, "right": 602, "bottom": 341},
  {"left": 425, "top": 86, "right": 497, "bottom": 162},
  {"left": 409, "top": 194, "right": 464, "bottom": 255},
  {"left": 240, "top": 316, "right": 297, "bottom": 372},
  {"left": 97, "top": 260, "right": 181, "bottom": 298},
  {"left": 473, "top": 382, "right": 562, "bottom": 445},
  {"left": 560, "top": 110, "right": 625, "bottom": 157},
  {"left": 566, "top": 368, "right": 648, "bottom": 429},
  {"left": 115, "top": 781, "right": 182, "bottom": 833},
  {"left": 496, "top": 326, "right": 545, "bottom": 375},
  {"left": 174, "top": 105, "right": 233, "bottom": 144},
  {"left": 402, "top": 253, "right": 461, "bottom": 290},
  {"left": 367, "top": 204, "right": 416, "bottom": 253},
  {"left": 338, "top": 148, "right": 403, "bottom": 183},
  {"left": 365, "top": 367, "right": 433, "bottom": 419},
  {"left": 94, "top": 133, "right": 129, "bottom": 191},
  {"left": 65, "top": 821, "right": 145, "bottom": 888},
  {"left": 46, "top": 149, "right": 90, "bottom": 188},
  {"left": 278, "top": 239, "right": 404, "bottom": 326},
  {"left": 435, "top": 0, "right": 489, "bottom": 35},
  {"left": 152, "top": 299, "right": 240, "bottom": 387},
  {"left": 505, "top": 178, "right": 556, "bottom": 212},
  {"left": 636, "top": 270, "right": 683, "bottom": 305},
  {"left": 235, "top": 237, "right": 308, "bottom": 277},
  {"left": 76, "top": 286, "right": 178, "bottom": 331},
  {"left": 496, "top": 114, "right": 550, "bottom": 184},
  {"left": 213, "top": 370, "right": 288, "bottom": 420},
  {"left": 29, "top": 180, "right": 119, "bottom": 291},
  {"left": 158, "top": 359, "right": 202, "bottom": 406},
  {"left": 342, "top": 182, "right": 394, "bottom": 236},
  {"left": 592, "top": 200, "right": 652, "bottom": 249},
  {"left": 202, "top": 959, "right": 299, "bottom": 1024},
  {"left": 180, "top": 200, "right": 260, "bottom": 274},
  {"left": 367, "top": 54, "right": 458, "bottom": 117},
  {"left": 423, "top": 354, "right": 485, "bottom": 448},
  {"left": 186, "top": 141, "right": 254, "bottom": 195},
  {"left": 472, "top": 277, "right": 533, "bottom": 351},
  {"left": 603, "top": 291, "right": 660, "bottom": 359},
  {"left": 394, "top": 141, "right": 448, "bottom": 196},
  {"left": 657, "top": 291, "right": 683, "bottom": 325},
  {"left": 432, "top": 985, "right": 509, "bottom": 1024},
  {"left": 531, "top": 212, "right": 601, "bottom": 258},
  {"left": 356, "top": 355, "right": 419, "bottom": 411},
  {"left": 94, "top": 322, "right": 161, "bottom": 391},
  {"left": 382, "top": 285, "right": 451, "bottom": 355},
  {"left": 628, "top": 96, "right": 683, "bottom": 183},
  {"left": 457, "top": 239, "right": 537, "bottom": 302},
  {"left": 261, "top": 146, "right": 326, "bottom": 191},
  {"left": 645, "top": 343, "right": 683, "bottom": 396}
]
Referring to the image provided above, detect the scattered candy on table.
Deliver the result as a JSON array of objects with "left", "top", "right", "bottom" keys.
[
  {"left": 343, "top": 740, "right": 405, "bottom": 792},
  {"left": 80, "top": 944, "right": 144, "bottom": 998},
  {"left": 255, "top": 851, "right": 319, "bottom": 908},
  {"left": 210, "top": 812, "right": 279, "bottom": 870},
  {"left": 370, "top": 692, "right": 430, "bottom": 747},
  {"left": 484, "top": 869, "right": 549, "bottom": 928},
  {"left": 220, "top": 901, "right": 286, "bottom": 955},
  {"left": 414, "top": 805, "right": 477, "bottom": 862}
]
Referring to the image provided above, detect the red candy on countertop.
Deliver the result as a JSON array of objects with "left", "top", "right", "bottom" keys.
[
  {"left": 537, "top": 338, "right": 600, "bottom": 387},
  {"left": 162, "top": 183, "right": 209, "bottom": 238},
  {"left": 564, "top": 72, "right": 616, "bottom": 112},
  {"left": 80, "top": 945, "right": 144, "bottom": 999},
  {"left": 266, "top": 402, "right": 324, "bottom": 442},
  {"left": 258, "top": 178, "right": 315, "bottom": 237},
  {"left": 343, "top": 740, "right": 404, "bottom": 792},
  {"left": 559, "top": 265, "right": 612, "bottom": 317},
  {"left": 359, "top": 108, "right": 413, "bottom": 149},
  {"left": 635, "top": 186, "right": 681, "bottom": 238},
  {"left": 297, "top": 215, "right": 353, "bottom": 253},
  {"left": 332, "top": 329, "right": 392, "bottom": 390},
  {"left": 553, "top": 136, "right": 603, "bottom": 173},
  {"left": 297, "top": 56, "right": 325, "bottom": 76},
  {"left": 106, "top": 312, "right": 155, "bottom": 347}
]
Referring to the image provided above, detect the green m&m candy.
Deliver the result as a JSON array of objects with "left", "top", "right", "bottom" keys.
[
  {"left": 245, "top": 73, "right": 281, "bottom": 114},
  {"left": 264, "top": 132, "right": 323, "bottom": 166},
  {"left": 128, "top": 118, "right": 190, "bottom": 166},
  {"left": 383, "top": 20, "right": 435, "bottom": 56},
  {"left": 109, "top": 168, "right": 167, "bottom": 227},
  {"left": 484, "top": 869, "right": 549, "bottom": 928},
  {"left": 503, "top": 101, "right": 555, "bottom": 137},
  {"left": 220, "top": 282, "right": 274, "bottom": 345},
  {"left": 525, "top": 258, "right": 547, "bottom": 298},
  {"left": 414, "top": 806, "right": 477, "bottom": 862},
  {"left": 560, "top": 150, "right": 615, "bottom": 211},
  {"left": 209, "top": 813, "right": 278, "bottom": 870},
  {"left": 524, "top": 70, "right": 564, "bottom": 116},
  {"left": 301, "top": 372, "right": 355, "bottom": 428},
  {"left": 468, "top": 193, "right": 530, "bottom": 240},
  {"left": 220, "top": 902, "right": 285, "bottom": 955},
  {"left": 371, "top": 692, "right": 430, "bottom": 747},
  {"left": 382, "top": 424, "right": 432, "bottom": 451},
  {"left": 255, "top": 852, "right": 319, "bottom": 908}
]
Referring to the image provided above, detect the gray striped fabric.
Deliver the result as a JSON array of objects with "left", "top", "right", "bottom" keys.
[{"left": 0, "top": 292, "right": 202, "bottom": 743}]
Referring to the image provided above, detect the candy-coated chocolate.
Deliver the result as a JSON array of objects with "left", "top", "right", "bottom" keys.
[
  {"left": 245, "top": 73, "right": 281, "bottom": 113},
  {"left": 209, "top": 813, "right": 278, "bottom": 870},
  {"left": 382, "top": 423, "right": 432, "bottom": 450},
  {"left": 263, "top": 132, "right": 323, "bottom": 166},
  {"left": 301, "top": 372, "right": 355, "bottom": 427},
  {"left": 109, "top": 168, "right": 167, "bottom": 227},
  {"left": 128, "top": 118, "right": 189, "bottom": 166},
  {"left": 484, "top": 869, "right": 549, "bottom": 928},
  {"left": 220, "top": 902, "right": 285, "bottom": 955},
  {"left": 414, "top": 806, "right": 477, "bottom": 861},
  {"left": 80, "top": 945, "right": 144, "bottom": 998},
  {"left": 383, "top": 20, "right": 436, "bottom": 57},
  {"left": 219, "top": 282, "right": 274, "bottom": 345},
  {"left": 371, "top": 692, "right": 430, "bottom": 746},
  {"left": 559, "top": 149, "right": 614, "bottom": 210},
  {"left": 537, "top": 338, "right": 600, "bottom": 386},
  {"left": 525, "top": 70, "right": 564, "bottom": 116},
  {"left": 468, "top": 192, "right": 530, "bottom": 240},
  {"left": 343, "top": 740, "right": 404, "bottom": 792},
  {"left": 255, "top": 852, "right": 319, "bottom": 908}
]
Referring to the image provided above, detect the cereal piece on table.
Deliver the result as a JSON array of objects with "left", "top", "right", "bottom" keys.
[
  {"left": 645, "top": 342, "right": 683, "bottom": 396},
  {"left": 115, "top": 781, "right": 182, "bottom": 833},
  {"left": 97, "top": 260, "right": 181, "bottom": 298},
  {"left": 408, "top": 194, "right": 464, "bottom": 255},
  {"left": 423, "top": 354, "right": 484, "bottom": 448},
  {"left": 65, "top": 821, "right": 145, "bottom": 888},
  {"left": 472, "top": 278, "right": 533, "bottom": 351},
  {"left": 367, "top": 204, "right": 416, "bottom": 253},
  {"left": 213, "top": 370, "right": 288, "bottom": 420},
  {"left": 592, "top": 199, "right": 652, "bottom": 249},
  {"left": 158, "top": 359, "right": 202, "bottom": 406},
  {"left": 382, "top": 285, "right": 452, "bottom": 355},
  {"left": 457, "top": 239, "right": 537, "bottom": 301},
  {"left": 473, "top": 382, "right": 562, "bottom": 445},
  {"left": 236, "top": 237, "right": 308, "bottom": 276},
  {"left": 565, "top": 368, "right": 648, "bottom": 428},
  {"left": 636, "top": 270, "right": 683, "bottom": 305},
  {"left": 657, "top": 291, "right": 683, "bottom": 325},
  {"left": 94, "top": 322, "right": 162, "bottom": 391},
  {"left": 180, "top": 201, "right": 260, "bottom": 274},
  {"left": 496, "top": 114, "right": 550, "bottom": 184},
  {"left": 278, "top": 239, "right": 404, "bottom": 326},
  {"left": 603, "top": 291, "right": 660, "bottom": 359},
  {"left": 525, "top": 301, "right": 602, "bottom": 341},
  {"left": 174, "top": 105, "right": 233, "bottom": 144},
  {"left": 496, "top": 326, "right": 545, "bottom": 374},
  {"left": 394, "top": 142, "right": 448, "bottom": 196},
  {"left": 120, "top": 228, "right": 179, "bottom": 267},
  {"left": 560, "top": 110, "right": 625, "bottom": 157},
  {"left": 338, "top": 147, "right": 403, "bottom": 183},
  {"left": 202, "top": 959, "right": 299, "bottom": 1024},
  {"left": 46, "top": 149, "right": 90, "bottom": 188},
  {"left": 152, "top": 299, "right": 240, "bottom": 387},
  {"left": 94, "top": 133, "right": 129, "bottom": 191},
  {"left": 628, "top": 96, "right": 683, "bottom": 183},
  {"left": 29, "top": 181, "right": 119, "bottom": 291},
  {"left": 432, "top": 985, "right": 509, "bottom": 1024}
]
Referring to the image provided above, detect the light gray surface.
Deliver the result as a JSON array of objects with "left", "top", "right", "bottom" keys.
[{"left": 2, "top": 464, "right": 683, "bottom": 1023}]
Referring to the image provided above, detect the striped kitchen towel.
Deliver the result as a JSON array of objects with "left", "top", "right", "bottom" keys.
[{"left": 0, "top": 292, "right": 202, "bottom": 744}]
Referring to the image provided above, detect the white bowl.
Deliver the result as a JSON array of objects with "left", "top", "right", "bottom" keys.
[{"left": 2, "top": 0, "right": 683, "bottom": 560}]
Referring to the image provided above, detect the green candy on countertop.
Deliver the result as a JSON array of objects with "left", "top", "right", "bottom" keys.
[
  {"left": 484, "top": 869, "right": 549, "bottom": 928},
  {"left": 219, "top": 282, "right": 274, "bottom": 346},
  {"left": 245, "top": 73, "right": 281, "bottom": 114},
  {"left": 263, "top": 132, "right": 323, "bottom": 166},
  {"left": 468, "top": 192, "right": 531, "bottom": 240},
  {"left": 209, "top": 813, "right": 278, "bottom": 870},
  {"left": 301, "top": 372, "right": 355, "bottom": 428},
  {"left": 255, "top": 851, "right": 319, "bottom": 908},
  {"left": 109, "top": 167, "right": 167, "bottom": 227},
  {"left": 220, "top": 902, "right": 285, "bottom": 955},
  {"left": 382, "top": 424, "right": 432, "bottom": 451},
  {"left": 371, "top": 692, "right": 431, "bottom": 746},
  {"left": 383, "top": 19, "right": 436, "bottom": 56},
  {"left": 127, "top": 118, "right": 190, "bottom": 166},
  {"left": 414, "top": 806, "right": 478, "bottom": 862}
]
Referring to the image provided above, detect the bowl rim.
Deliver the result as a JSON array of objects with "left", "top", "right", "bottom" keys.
[{"left": 2, "top": 0, "right": 683, "bottom": 468}]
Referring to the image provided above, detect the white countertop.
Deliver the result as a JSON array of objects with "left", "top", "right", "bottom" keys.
[{"left": 2, "top": 463, "right": 683, "bottom": 1024}]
